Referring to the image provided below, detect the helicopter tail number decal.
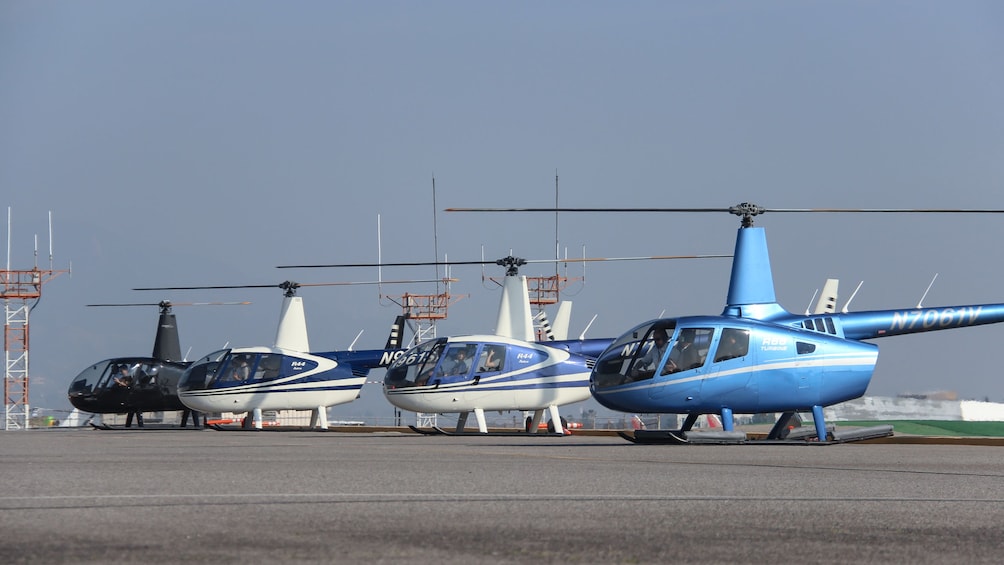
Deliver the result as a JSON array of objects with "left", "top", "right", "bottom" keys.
[{"left": 839, "top": 304, "right": 1004, "bottom": 340}]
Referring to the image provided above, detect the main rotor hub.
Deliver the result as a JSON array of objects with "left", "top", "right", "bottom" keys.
[
  {"left": 496, "top": 256, "right": 527, "bottom": 276},
  {"left": 158, "top": 300, "right": 174, "bottom": 314},
  {"left": 730, "top": 202, "right": 766, "bottom": 227},
  {"left": 279, "top": 281, "right": 300, "bottom": 297}
]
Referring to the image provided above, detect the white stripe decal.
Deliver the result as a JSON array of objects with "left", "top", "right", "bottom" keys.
[{"left": 605, "top": 354, "right": 877, "bottom": 395}]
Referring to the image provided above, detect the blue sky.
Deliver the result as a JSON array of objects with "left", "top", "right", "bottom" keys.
[{"left": 3, "top": 1, "right": 1003, "bottom": 421}]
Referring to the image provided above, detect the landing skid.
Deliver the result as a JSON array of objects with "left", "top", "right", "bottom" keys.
[
  {"left": 619, "top": 424, "right": 894, "bottom": 445},
  {"left": 90, "top": 423, "right": 203, "bottom": 431},
  {"left": 619, "top": 430, "right": 743, "bottom": 444},
  {"left": 408, "top": 425, "right": 566, "bottom": 437},
  {"left": 209, "top": 424, "right": 323, "bottom": 432}
]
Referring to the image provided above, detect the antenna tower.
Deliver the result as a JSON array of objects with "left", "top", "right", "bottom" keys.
[
  {"left": 486, "top": 172, "right": 583, "bottom": 340},
  {"left": 380, "top": 176, "right": 463, "bottom": 345},
  {"left": 3, "top": 209, "right": 69, "bottom": 430}
]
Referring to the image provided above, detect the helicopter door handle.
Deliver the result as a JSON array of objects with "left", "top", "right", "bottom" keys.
[{"left": 473, "top": 376, "right": 481, "bottom": 385}]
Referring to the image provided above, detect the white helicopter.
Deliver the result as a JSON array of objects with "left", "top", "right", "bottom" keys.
[
  {"left": 134, "top": 279, "right": 435, "bottom": 429},
  {"left": 279, "top": 254, "right": 731, "bottom": 434}
]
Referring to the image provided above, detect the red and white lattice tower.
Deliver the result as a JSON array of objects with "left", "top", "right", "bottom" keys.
[
  {"left": 3, "top": 209, "right": 68, "bottom": 430},
  {"left": 383, "top": 278, "right": 464, "bottom": 346}
]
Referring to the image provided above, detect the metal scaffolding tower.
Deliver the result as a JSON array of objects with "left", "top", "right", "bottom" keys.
[
  {"left": 383, "top": 283, "right": 464, "bottom": 346},
  {"left": 3, "top": 210, "right": 68, "bottom": 430}
]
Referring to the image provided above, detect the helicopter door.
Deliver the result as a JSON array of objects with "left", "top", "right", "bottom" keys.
[
  {"left": 128, "top": 362, "right": 161, "bottom": 407},
  {"left": 429, "top": 344, "right": 477, "bottom": 386},
  {"left": 649, "top": 327, "right": 715, "bottom": 404},
  {"left": 700, "top": 328, "right": 755, "bottom": 407}
]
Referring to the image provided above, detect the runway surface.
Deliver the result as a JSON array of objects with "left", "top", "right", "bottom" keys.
[{"left": 1, "top": 428, "right": 1001, "bottom": 564}]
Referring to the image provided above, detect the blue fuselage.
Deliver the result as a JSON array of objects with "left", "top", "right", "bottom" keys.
[{"left": 590, "top": 316, "right": 877, "bottom": 414}]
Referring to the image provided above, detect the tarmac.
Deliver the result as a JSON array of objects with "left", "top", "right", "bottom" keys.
[{"left": 1, "top": 427, "right": 1002, "bottom": 564}]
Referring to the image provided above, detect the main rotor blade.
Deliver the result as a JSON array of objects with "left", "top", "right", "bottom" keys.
[
  {"left": 446, "top": 205, "right": 1004, "bottom": 229},
  {"left": 767, "top": 208, "right": 1004, "bottom": 213},
  {"left": 132, "top": 278, "right": 455, "bottom": 291},
  {"left": 445, "top": 206, "right": 1004, "bottom": 214},
  {"left": 522, "top": 254, "right": 732, "bottom": 263},
  {"left": 87, "top": 302, "right": 252, "bottom": 307},
  {"left": 296, "top": 278, "right": 457, "bottom": 287},
  {"left": 278, "top": 260, "right": 488, "bottom": 269},
  {"left": 278, "top": 255, "right": 729, "bottom": 270},
  {"left": 446, "top": 207, "right": 730, "bottom": 212}
]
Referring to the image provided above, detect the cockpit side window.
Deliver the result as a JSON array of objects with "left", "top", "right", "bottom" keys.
[
  {"left": 257, "top": 354, "right": 282, "bottom": 381},
  {"left": 226, "top": 353, "right": 256, "bottom": 383},
  {"left": 659, "top": 327, "right": 714, "bottom": 375},
  {"left": 438, "top": 345, "right": 475, "bottom": 378},
  {"left": 714, "top": 328, "right": 750, "bottom": 362},
  {"left": 478, "top": 345, "right": 505, "bottom": 373}
]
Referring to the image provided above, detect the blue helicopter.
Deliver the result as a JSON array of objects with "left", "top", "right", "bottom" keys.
[
  {"left": 133, "top": 280, "right": 426, "bottom": 429},
  {"left": 446, "top": 203, "right": 1004, "bottom": 443}
]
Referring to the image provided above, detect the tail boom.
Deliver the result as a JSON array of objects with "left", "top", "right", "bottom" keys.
[{"left": 838, "top": 304, "right": 1004, "bottom": 340}]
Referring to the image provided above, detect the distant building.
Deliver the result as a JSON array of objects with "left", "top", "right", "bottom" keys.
[{"left": 826, "top": 395, "right": 1004, "bottom": 422}]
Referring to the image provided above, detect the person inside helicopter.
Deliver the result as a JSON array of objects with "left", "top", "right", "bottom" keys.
[
  {"left": 630, "top": 329, "right": 670, "bottom": 380},
  {"left": 443, "top": 346, "right": 471, "bottom": 376},
  {"left": 113, "top": 364, "right": 133, "bottom": 387},
  {"left": 256, "top": 354, "right": 282, "bottom": 381},
  {"left": 229, "top": 355, "right": 252, "bottom": 382},
  {"left": 479, "top": 345, "right": 505, "bottom": 372},
  {"left": 661, "top": 330, "right": 701, "bottom": 374}
]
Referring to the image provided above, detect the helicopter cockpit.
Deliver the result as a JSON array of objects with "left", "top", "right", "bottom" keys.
[
  {"left": 178, "top": 349, "right": 291, "bottom": 393},
  {"left": 591, "top": 320, "right": 752, "bottom": 390},
  {"left": 384, "top": 338, "right": 508, "bottom": 388},
  {"left": 69, "top": 359, "right": 162, "bottom": 396},
  {"left": 68, "top": 357, "right": 185, "bottom": 413}
]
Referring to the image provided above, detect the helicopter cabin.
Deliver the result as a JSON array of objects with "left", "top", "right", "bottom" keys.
[{"left": 384, "top": 338, "right": 517, "bottom": 388}]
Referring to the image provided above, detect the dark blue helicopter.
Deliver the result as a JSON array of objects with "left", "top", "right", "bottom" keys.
[
  {"left": 67, "top": 300, "right": 245, "bottom": 427},
  {"left": 447, "top": 203, "right": 1004, "bottom": 443}
]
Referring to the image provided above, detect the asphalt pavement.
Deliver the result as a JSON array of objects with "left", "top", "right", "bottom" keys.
[{"left": 1, "top": 428, "right": 1002, "bottom": 564}]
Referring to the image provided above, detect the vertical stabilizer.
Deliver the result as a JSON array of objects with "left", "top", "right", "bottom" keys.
[
  {"left": 152, "top": 311, "right": 183, "bottom": 362},
  {"left": 551, "top": 301, "right": 573, "bottom": 341},
  {"left": 813, "top": 279, "right": 839, "bottom": 314},
  {"left": 724, "top": 226, "right": 791, "bottom": 321},
  {"left": 384, "top": 315, "right": 408, "bottom": 349},
  {"left": 495, "top": 275, "right": 534, "bottom": 341},
  {"left": 274, "top": 296, "right": 310, "bottom": 352}
]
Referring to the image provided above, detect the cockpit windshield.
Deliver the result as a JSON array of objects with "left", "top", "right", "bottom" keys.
[
  {"left": 592, "top": 320, "right": 677, "bottom": 389},
  {"left": 69, "top": 359, "right": 162, "bottom": 396},
  {"left": 178, "top": 349, "right": 229, "bottom": 392},
  {"left": 385, "top": 339, "right": 446, "bottom": 387},
  {"left": 179, "top": 349, "right": 290, "bottom": 392},
  {"left": 593, "top": 322, "right": 737, "bottom": 389}
]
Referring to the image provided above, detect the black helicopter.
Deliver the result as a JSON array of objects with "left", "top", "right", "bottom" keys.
[{"left": 66, "top": 300, "right": 244, "bottom": 428}]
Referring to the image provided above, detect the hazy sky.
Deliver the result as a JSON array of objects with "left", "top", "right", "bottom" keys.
[{"left": 3, "top": 1, "right": 1003, "bottom": 422}]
